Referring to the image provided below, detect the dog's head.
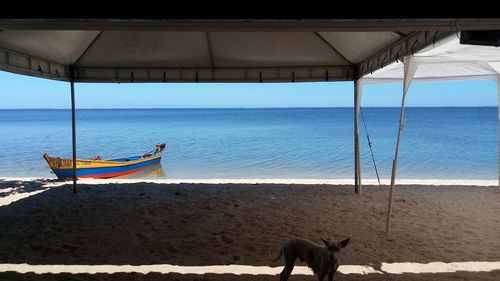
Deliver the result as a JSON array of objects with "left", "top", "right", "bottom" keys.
[{"left": 320, "top": 237, "right": 350, "bottom": 265}]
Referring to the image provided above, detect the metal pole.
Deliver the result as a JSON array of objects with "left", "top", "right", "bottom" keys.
[
  {"left": 70, "top": 66, "right": 77, "bottom": 194},
  {"left": 356, "top": 80, "right": 363, "bottom": 194},
  {"left": 385, "top": 91, "right": 407, "bottom": 234},
  {"left": 354, "top": 81, "right": 360, "bottom": 194},
  {"left": 497, "top": 75, "right": 500, "bottom": 188},
  {"left": 385, "top": 56, "right": 416, "bottom": 234}
]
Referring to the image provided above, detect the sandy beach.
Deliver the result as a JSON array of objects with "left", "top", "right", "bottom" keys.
[{"left": 0, "top": 179, "right": 499, "bottom": 280}]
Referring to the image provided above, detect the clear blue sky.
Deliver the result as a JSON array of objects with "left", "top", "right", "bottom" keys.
[{"left": 0, "top": 70, "right": 497, "bottom": 109}]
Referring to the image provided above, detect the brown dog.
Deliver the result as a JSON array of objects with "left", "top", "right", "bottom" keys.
[{"left": 269, "top": 237, "right": 350, "bottom": 281}]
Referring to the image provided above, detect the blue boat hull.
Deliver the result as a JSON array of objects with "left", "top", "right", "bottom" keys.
[{"left": 53, "top": 156, "right": 162, "bottom": 179}]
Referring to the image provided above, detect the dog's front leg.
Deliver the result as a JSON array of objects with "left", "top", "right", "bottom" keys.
[
  {"left": 328, "top": 261, "right": 340, "bottom": 281},
  {"left": 280, "top": 264, "right": 294, "bottom": 281},
  {"left": 317, "top": 271, "right": 327, "bottom": 281},
  {"left": 328, "top": 270, "right": 335, "bottom": 281}
]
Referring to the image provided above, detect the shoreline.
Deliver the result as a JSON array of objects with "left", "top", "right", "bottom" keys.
[{"left": 1, "top": 177, "right": 498, "bottom": 187}]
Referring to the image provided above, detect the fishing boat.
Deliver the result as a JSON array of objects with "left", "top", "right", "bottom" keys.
[{"left": 43, "top": 143, "right": 166, "bottom": 179}]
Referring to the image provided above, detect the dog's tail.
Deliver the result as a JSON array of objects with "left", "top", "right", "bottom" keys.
[{"left": 268, "top": 248, "right": 283, "bottom": 262}]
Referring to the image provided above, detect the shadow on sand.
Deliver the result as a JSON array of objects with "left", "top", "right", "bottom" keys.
[{"left": 0, "top": 183, "right": 499, "bottom": 280}]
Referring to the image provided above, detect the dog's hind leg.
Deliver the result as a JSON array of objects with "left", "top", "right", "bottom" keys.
[{"left": 279, "top": 253, "right": 296, "bottom": 281}]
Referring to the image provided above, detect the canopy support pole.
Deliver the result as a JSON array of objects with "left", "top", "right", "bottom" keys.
[
  {"left": 497, "top": 75, "right": 500, "bottom": 188},
  {"left": 386, "top": 56, "right": 416, "bottom": 234},
  {"left": 70, "top": 65, "right": 77, "bottom": 194},
  {"left": 354, "top": 80, "right": 362, "bottom": 194}
]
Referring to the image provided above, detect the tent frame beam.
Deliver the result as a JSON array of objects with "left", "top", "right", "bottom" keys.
[
  {"left": 65, "top": 65, "right": 357, "bottom": 83},
  {"left": 0, "top": 45, "right": 357, "bottom": 82},
  {"left": 0, "top": 47, "right": 67, "bottom": 81},
  {"left": 3, "top": 19, "right": 500, "bottom": 32},
  {"left": 357, "top": 30, "right": 453, "bottom": 79}
]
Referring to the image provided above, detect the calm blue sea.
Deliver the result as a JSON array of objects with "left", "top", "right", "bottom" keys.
[{"left": 0, "top": 108, "right": 497, "bottom": 179}]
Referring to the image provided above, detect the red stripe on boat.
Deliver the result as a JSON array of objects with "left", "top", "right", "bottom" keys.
[{"left": 78, "top": 166, "right": 150, "bottom": 179}]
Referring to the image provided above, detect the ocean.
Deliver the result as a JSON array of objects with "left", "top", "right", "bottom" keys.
[{"left": 0, "top": 108, "right": 497, "bottom": 180}]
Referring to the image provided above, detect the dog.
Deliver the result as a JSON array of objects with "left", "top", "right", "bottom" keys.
[{"left": 269, "top": 237, "right": 350, "bottom": 281}]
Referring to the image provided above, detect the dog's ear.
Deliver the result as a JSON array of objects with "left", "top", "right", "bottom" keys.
[
  {"left": 339, "top": 238, "right": 350, "bottom": 248},
  {"left": 320, "top": 237, "right": 329, "bottom": 246}
]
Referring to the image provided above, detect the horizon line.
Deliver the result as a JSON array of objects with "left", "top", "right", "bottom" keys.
[{"left": 0, "top": 106, "right": 497, "bottom": 110}]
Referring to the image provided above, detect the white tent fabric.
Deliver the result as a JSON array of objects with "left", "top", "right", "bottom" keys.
[
  {"left": 360, "top": 34, "right": 500, "bottom": 233},
  {"left": 362, "top": 34, "right": 500, "bottom": 83}
]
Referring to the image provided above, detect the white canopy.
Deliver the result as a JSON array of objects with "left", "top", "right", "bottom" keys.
[
  {"left": 2, "top": 19, "right": 500, "bottom": 83},
  {"left": 362, "top": 34, "right": 500, "bottom": 84},
  {"left": 0, "top": 28, "right": 401, "bottom": 82}
]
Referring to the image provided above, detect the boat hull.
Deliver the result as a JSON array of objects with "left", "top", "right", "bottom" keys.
[{"left": 44, "top": 153, "right": 162, "bottom": 179}]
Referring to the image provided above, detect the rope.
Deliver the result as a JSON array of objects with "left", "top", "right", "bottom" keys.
[{"left": 360, "top": 107, "right": 383, "bottom": 191}]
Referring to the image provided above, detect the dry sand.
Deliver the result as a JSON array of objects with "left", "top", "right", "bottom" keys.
[{"left": 0, "top": 180, "right": 499, "bottom": 280}]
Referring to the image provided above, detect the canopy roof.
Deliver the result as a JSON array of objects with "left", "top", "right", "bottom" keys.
[
  {"left": 362, "top": 34, "right": 500, "bottom": 84},
  {"left": 1, "top": 19, "right": 500, "bottom": 83}
]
